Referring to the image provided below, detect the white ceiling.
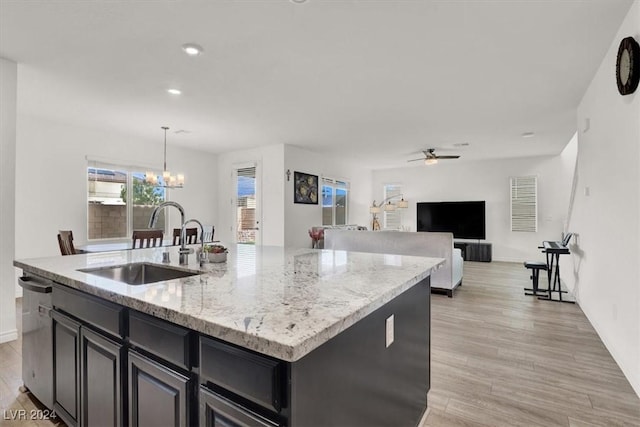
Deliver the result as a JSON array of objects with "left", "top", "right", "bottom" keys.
[{"left": 0, "top": 0, "right": 633, "bottom": 168}]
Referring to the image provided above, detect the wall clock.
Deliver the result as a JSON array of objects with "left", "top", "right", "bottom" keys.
[{"left": 616, "top": 36, "right": 640, "bottom": 95}]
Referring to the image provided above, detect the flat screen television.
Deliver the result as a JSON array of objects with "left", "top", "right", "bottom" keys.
[{"left": 417, "top": 201, "right": 486, "bottom": 240}]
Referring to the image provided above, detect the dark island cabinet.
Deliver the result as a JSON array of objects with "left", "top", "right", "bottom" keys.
[
  {"left": 52, "top": 283, "right": 126, "bottom": 427},
  {"left": 52, "top": 310, "right": 81, "bottom": 427},
  {"left": 52, "top": 310, "right": 124, "bottom": 427},
  {"left": 128, "top": 350, "right": 192, "bottom": 427},
  {"left": 79, "top": 327, "right": 123, "bottom": 427},
  {"left": 199, "top": 387, "right": 279, "bottom": 427},
  {"left": 38, "top": 275, "right": 431, "bottom": 427}
]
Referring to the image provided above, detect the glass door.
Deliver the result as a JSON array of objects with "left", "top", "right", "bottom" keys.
[
  {"left": 321, "top": 178, "right": 349, "bottom": 226},
  {"left": 233, "top": 165, "right": 260, "bottom": 244}
]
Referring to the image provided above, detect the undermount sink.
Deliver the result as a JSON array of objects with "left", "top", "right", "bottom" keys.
[{"left": 78, "top": 262, "right": 199, "bottom": 285}]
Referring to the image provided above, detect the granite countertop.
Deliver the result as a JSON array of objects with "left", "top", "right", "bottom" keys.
[{"left": 14, "top": 244, "right": 444, "bottom": 362}]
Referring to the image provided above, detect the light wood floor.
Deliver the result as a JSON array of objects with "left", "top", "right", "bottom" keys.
[
  {"left": 425, "top": 261, "right": 639, "bottom": 427},
  {"left": 1, "top": 261, "right": 638, "bottom": 426}
]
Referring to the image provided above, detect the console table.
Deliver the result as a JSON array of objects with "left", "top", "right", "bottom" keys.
[{"left": 454, "top": 242, "right": 492, "bottom": 262}]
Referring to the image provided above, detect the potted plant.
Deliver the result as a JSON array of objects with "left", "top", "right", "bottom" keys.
[{"left": 203, "top": 244, "right": 228, "bottom": 263}]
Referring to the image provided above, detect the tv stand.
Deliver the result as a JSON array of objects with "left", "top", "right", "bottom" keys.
[{"left": 454, "top": 242, "right": 492, "bottom": 262}]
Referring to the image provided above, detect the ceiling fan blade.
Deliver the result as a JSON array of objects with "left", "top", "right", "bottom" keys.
[
  {"left": 434, "top": 155, "right": 460, "bottom": 159},
  {"left": 407, "top": 158, "right": 425, "bottom": 162}
]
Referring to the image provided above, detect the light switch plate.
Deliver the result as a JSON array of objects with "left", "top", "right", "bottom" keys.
[{"left": 386, "top": 315, "right": 394, "bottom": 348}]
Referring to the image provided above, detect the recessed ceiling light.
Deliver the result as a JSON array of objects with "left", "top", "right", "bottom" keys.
[
  {"left": 521, "top": 132, "right": 535, "bottom": 138},
  {"left": 182, "top": 43, "right": 204, "bottom": 56},
  {"left": 167, "top": 88, "right": 181, "bottom": 95}
]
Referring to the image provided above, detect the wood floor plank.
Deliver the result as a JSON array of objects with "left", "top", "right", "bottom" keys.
[
  {"left": 445, "top": 396, "right": 569, "bottom": 427},
  {"left": 425, "top": 261, "right": 639, "bottom": 427},
  {"left": 490, "top": 379, "right": 593, "bottom": 412},
  {"left": 424, "top": 408, "right": 492, "bottom": 427}
]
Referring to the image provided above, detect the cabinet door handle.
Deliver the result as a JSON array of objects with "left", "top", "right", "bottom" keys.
[
  {"left": 18, "top": 276, "right": 52, "bottom": 293},
  {"left": 38, "top": 304, "right": 52, "bottom": 317}
]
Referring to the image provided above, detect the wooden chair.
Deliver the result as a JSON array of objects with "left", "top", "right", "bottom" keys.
[
  {"left": 58, "top": 230, "right": 78, "bottom": 255},
  {"left": 201, "top": 225, "right": 215, "bottom": 243},
  {"left": 172, "top": 228, "right": 198, "bottom": 246},
  {"left": 132, "top": 230, "right": 164, "bottom": 249}
]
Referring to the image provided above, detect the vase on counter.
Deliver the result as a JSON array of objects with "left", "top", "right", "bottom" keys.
[{"left": 207, "top": 252, "right": 227, "bottom": 263}]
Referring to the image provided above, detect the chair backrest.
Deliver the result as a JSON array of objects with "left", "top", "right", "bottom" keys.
[
  {"left": 58, "top": 230, "right": 77, "bottom": 255},
  {"left": 172, "top": 228, "right": 198, "bottom": 246},
  {"left": 201, "top": 225, "right": 215, "bottom": 243},
  {"left": 132, "top": 230, "right": 164, "bottom": 249}
]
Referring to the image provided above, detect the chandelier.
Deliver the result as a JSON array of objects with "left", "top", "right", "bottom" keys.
[{"left": 145, "top": 126, "right": 184, "bottom": 189}]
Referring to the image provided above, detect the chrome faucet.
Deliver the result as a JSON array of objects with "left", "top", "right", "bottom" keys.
[
  {"left": 148, "top": 201, "right": 185, "bottom": 229},
  {"left": 179, "top": 219, "right": 206, "bottom": 266}
]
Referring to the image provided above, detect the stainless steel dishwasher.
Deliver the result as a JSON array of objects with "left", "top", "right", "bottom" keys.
[{"left": 19, "top": 274, "right": 53, "bottom": 409}]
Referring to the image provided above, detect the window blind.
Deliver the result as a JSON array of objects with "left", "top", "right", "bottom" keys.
[
  {"left": 511, "top": 176, "right": 537, "bottom": 232},
  {"left": 321, "top": 177, "right": 349, "bottom": 189},
  {"left": 236, "top": 166, "right": 257, "bottom": 235},
  {"left": 384, "top": 184, "right": 402, "bottom": 230}
]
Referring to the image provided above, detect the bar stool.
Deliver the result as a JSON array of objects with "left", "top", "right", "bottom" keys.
[
  {"left": 132, "top": 229, "right": 164, "bottom": 248},
  {"left": 524, "top": 261, "right": 548, "bottom": 296},
  {"left": 58, "top": 230, "right": 79, "bottom": 255},
  {"left": 172, "top": 227, "right": 198, "bottom": 246}
]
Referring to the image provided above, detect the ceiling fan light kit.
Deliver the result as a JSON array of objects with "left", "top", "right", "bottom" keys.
[{"left": 408, "top": 149, "right": 460, "bottom": 165}]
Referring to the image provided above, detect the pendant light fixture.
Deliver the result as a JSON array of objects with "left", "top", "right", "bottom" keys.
[{"left": 145, "top": 126, "right": 185, "bottom": 188}]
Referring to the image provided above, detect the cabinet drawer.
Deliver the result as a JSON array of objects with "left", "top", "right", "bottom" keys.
[
  {"left": 199, "top": 386, "right": 279, "bottom": 427},
  {"left": 128, "top": 350, "right": 191, "bottom": 427},
  {"left": 129, "top": 310, "right": 191, "bottom": 370},
  {"left": 199, "top": 337, "right": 284, "bottom": 413},
  {"left": 53, "top": 284, "right": 124, "bottom": 338}
]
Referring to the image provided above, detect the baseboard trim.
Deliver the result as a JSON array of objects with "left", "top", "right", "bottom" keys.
[
  {"left": 577, "top": 298, "right": 640, "bottom": 399},
  {"left": 418, "top": 405, "right": 431, "bottom": 427},
  {"left": 0, "top": 329, "right": 18, "bottom": 344},
  {"left": 491, "top": 257, "right": 524, "bottom": 263}
]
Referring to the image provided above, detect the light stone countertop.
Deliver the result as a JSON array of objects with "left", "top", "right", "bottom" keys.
[{"left": 14, "top": 244, "right": 444, "bottom": 362}]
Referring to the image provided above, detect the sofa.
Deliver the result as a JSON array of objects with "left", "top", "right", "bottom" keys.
[
  {"left": 324, "top": 230, "right": 463, "bottom": 297},
  {"left": 308, "top": 224, "right": 367, "bottom": 249}
]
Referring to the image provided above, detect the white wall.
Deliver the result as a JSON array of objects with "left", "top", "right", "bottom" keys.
[
  {"left": 283, "top": 145, "right": 372, "bottom": 249},
  {"left": 216, "top": 144, "right": 286, "bottom": 246},
  {"left": 562, "top": 0, "right": 640, "bottom": 396},
  {"left": 14, "top": 114, "right": 218, "bottom": 261},
  {"left": 215, "top": 144, "right": 372, "bottom": 249},
  {"left": 0, "top": 58, "right": 18, "bottom": 343},
  {"left": 371, "top": 148, "right": 576, "bottom": 263}
]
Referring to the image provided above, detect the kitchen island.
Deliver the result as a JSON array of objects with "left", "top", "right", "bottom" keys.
[{"left": 15, "top": 244, "right": 443, "bottom": 427}]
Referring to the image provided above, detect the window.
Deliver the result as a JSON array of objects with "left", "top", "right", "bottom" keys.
[
  {"left": 235, "top": 166, "right": 257, "bottom": 244},
  {"left": 510, "top": 176, "right": 537, "bottom": 232},
  {"left": 322, "top": 178, "right": 349, "bottom": 226},
  {"left": 87, "top": 162, "right": 166, "bottom": 240},
  {"left": 383, "top": 184, "right": 402, "bottom": 229}
]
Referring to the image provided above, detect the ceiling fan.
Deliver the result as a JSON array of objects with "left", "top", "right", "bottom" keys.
[{"left": 407, "top": 149, "right": 460, "bottom": 165}]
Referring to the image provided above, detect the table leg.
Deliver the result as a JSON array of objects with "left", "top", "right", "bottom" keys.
[{"left": 539, "top": 254, "right": 575, "bottom": 304}]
